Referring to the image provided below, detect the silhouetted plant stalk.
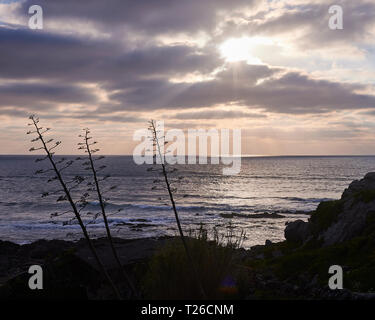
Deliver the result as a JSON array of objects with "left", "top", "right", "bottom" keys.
[
  {"left": 27, "top": 115, "right": 122, "bottom": 300},
  {"left": 79, "top": 128, "right": 138, "bottom": 298},
  {"left": 149, "top": 120, "right": 207, "bottom": 299}
]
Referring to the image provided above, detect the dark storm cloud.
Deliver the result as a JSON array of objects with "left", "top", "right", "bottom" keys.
[
  {"left": 252, "top": 72, "right": 375, "bottom": 114},
  {"left": 101, "top": 45, "right": 221, "bottom": 90},
  {"left": 0, "top": 27, "right": 114, "bottom": 80},
  {"left": 106, "top": 64, "right": 279, "bottom": 110},
  {"left": 18, "top": 0, "right": 258, "bottom": 35},
  {"left": 104, "top": 63, "right": 375, "bottom": 114},
  {"left": 0, "top": 82, "right": 97, "bottom": 111},
  {"left": 39, "top": 112, "right": 145, "bottom": 123},
  {"left": 0, "top": 26, "right": 221, "bottom": 117},
  {"left": 0, "top": 28, "right": 219, "bottom": 82}
]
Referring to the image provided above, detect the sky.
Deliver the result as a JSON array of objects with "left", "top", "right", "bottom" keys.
[{"left": 0, "top": 0, "right": 375, "bottom": 155}]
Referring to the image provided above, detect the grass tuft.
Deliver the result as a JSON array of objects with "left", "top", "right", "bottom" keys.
[{"left": 141, "top": 224, "right": 246, "bottom": 299}]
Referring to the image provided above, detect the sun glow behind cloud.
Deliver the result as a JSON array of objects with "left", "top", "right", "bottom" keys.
[{"left": 219, "top": 37, "right": 275, "bottom": 65}]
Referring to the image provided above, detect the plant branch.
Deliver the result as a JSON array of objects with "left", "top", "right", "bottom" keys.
[
  {"left": 149, "top": 120, "right": 206, "bottom": 299},
  {"left": 83, "top": 129, "right": 138, "bottom": 298},
  {"left": 29, "top": 116, "right": 122, "bottom": 299}
]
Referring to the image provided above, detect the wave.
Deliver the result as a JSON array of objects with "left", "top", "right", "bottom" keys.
[
  {"left": 88, "top": 201, "right": 207, "bottom": 212},
  {"left": 274, "top": 197, "right": 335, "bottom": 203},
  {"left": 118, "top": 202, "right": 313, "bottom": 216},
  {"left": 1, "top": 215, "right": 172, "bottom": 231},
  {"left": 1, "top": 221, "right": 82, "bottom": 230},
  {"left": 177, "top": 194, "right": 334, "bottom": 203}
]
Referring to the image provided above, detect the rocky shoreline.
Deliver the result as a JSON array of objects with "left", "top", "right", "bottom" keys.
[
  {"left": 1, "top": 235, "right": 374, "bottom": 300},
  {"left": 0, "top": 236, "right": 174, "bottom": 299},
  {"left": 1, "top": 173, "right": 375, "bottom": 300}
]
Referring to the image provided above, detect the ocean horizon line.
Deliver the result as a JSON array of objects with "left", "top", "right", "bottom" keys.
[{"left": 1, "top": 154, "right": 375, "bottom": 158}]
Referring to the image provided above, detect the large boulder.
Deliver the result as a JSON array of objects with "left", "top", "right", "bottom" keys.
[
  {"left": 320, "top": 173, "right": 375, "bottom": 245},
  {"left": 291, "top": 172, "right": 375, "bottom": 246},
  {"left": 285, "top": 220, "right": 311, "bottom": 243}
]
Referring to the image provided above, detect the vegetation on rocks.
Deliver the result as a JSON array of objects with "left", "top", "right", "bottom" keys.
[
  {"left": 246, "top": 226, "right": 375, "bottom": 294},
  {"left": 309, "top": 199, "right": 344, "bottom": 235},
  {"left": 141, "top": 231, "right": 243, "bottom": 299},
  {"left": 353, "top": 189, "right": 375, "bottom": 204}
]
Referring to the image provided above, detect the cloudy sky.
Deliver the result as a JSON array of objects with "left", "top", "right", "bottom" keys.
[{"left": 0, "top": 0, "right": 375, "bottom": 155}]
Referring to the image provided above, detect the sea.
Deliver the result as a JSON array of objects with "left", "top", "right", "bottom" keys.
[{"left": 1, "top": 155, "right": 374, "bottom": 248}]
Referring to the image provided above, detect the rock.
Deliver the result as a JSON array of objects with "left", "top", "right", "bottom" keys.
[
  {"left": 353, "top": 292, "right": 375, "bottom": 300},
  {"left": 315, "top": 172, "right": 375, "bottom": 245},
  {"left": 75, "top": 237, "right": 170, "bottom": 270},
  {"left": 115, "top": 222, "right": 157, "bottom": 229},
  {"left": 0, "top": 253, "right": 98, "bottom": 300},
  {"left": 284, "top": 219, "right": 311, "bottom": 243},
  {"left": 0, "top": 237, "right": 174, "bottom": 299},
  {"left": 309, "top": 274, "right": 319, "bottom": 287},
  {"left": 0, "top": 240, "right": 19, "bottom": 255},
  {"left": 129, "top": 219, "right": 150, "bottom": 222},
  {"left": 26, "top": 239, "right": 75, "bottom": 259},
  {"left": 312, "top": 287, "right": 373, "bottom": 300},
  {"left": 220, "top": 213, "right": 235, "bottom": 219},
  {"left": 272, "top": 250, "right": 283, "bottom": 258},
  {"left": 282, "top": 172, "right": 375, "bottom": 246},
  {"left": 220, "top": 212, "right": 285, "bottom": 219}
]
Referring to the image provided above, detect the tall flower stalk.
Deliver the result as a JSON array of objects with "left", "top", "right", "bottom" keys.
[
  {"left": 80, "top": 128, "right": 137, "bottom": 298},
  {"left": 149, "top": 120, "right": 207, "bottom": 299},
  {"left": 27, "top": 115, "right": 122, "bottom": 299}
]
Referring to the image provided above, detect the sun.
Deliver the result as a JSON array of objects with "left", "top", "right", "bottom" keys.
[{"left": 219, "top": 37, "right": 272, "bottom": 65}]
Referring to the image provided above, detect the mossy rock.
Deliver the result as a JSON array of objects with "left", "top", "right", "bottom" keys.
[
  {"left": 364, "top": 212, "right": 375, "bottom": 235},
  {"left": 248, "top": 230, "right": 375, "bottom": 293},
  {"left": 310, "top": 200, "right": 344, "bottom": 235},
  {"left": 0, "top": 251, "right": 100, "bottom": 300},
  {"left": 354, "top": 189, "right": 375, "bottom": 204}
]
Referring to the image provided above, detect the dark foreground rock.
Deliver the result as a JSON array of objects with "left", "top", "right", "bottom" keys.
[
  {"left": 284, "top": 220, "right": 311, "bottom": 243},
  {"left": 0, "top": 237, "right": 171, "bottom": 299}
]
